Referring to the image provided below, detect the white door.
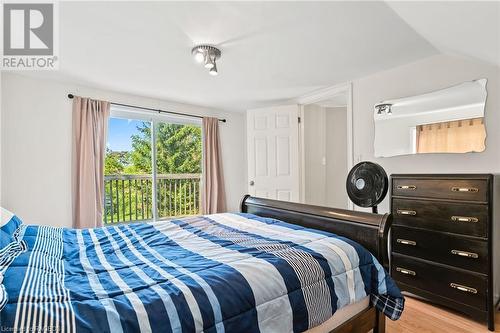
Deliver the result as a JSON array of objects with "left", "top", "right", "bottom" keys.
[{"left": 247, "top": 105, "right": 300, "bottom": 202}]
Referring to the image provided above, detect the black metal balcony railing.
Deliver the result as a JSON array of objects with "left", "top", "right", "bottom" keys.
[{"left": 104, "top": 174, "right": 201, "bottom": 224}]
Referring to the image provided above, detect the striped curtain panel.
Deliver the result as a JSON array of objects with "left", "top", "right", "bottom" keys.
[
  {"left": 72, "top": 96, "right": 110, "bottom": 228},
  {"left": 201, "top": 117, "right": 227, "bottom": 214}
]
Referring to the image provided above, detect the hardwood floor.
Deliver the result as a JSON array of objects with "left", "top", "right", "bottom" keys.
[{"left": 387, "top": 297, "right": 500, "bottom": 333}]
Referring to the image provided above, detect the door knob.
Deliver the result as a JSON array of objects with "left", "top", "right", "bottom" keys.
[{"left": 249, "top": 181, "right": 255, "bottom": 186}]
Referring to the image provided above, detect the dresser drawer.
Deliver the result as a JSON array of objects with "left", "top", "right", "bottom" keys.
[
  {"left": 392, "top": 254, "right": 487, "bottom": 310},
  {"left": 392, "top": 198, "right": 488, "bottom": 238},
  {"left": 392, "top": 178, "right": 488, "bottom": 202},
  {"left": 392, "top": 226, "right": 488, "bottom": 273}
]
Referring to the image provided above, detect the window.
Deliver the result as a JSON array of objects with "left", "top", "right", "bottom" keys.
[
  {"left": 416, "top": 117, "right": 486, "bottom": 154},
  {"left": 104, "top": 107, "right": 202, "bottom": 224},
  {"left": 155, "top": 122, "right": 202, "bottom": 219}
]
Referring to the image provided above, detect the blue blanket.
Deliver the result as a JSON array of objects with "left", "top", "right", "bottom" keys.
[{"left": 1, "top": 213, "right": 403, "bottom": 333}]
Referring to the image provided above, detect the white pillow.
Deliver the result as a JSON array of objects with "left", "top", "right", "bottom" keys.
[
  {"left": 0, "top": 208, "right": 14, "bottom": 228},
  {"left": 1, "top": 207, "right": 23, "bottom": 248}
]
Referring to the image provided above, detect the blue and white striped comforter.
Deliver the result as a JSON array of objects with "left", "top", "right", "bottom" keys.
[{"left": 1, "top": 213, "right": 404, "bottom": 333}]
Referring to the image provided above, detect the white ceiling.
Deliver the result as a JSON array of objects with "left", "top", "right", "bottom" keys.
[
  {"left": 387, "top": 1, "right": 500, "bottom": 68},
  {"left": 21, "top": 1, "right": 498, "bottom": 112}
]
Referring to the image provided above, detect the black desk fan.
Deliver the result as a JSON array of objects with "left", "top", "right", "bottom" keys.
[{"left": 346, "top": 161, "right": 388, "bottom": 214}]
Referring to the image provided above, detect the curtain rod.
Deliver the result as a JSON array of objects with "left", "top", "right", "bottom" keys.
[{"left": 67, "top": 94, "right": 226, "bottom": 123}]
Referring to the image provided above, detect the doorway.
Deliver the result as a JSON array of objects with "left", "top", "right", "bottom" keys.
[{"left": 299, "top": 84, "right": 353, "bottom": 209}]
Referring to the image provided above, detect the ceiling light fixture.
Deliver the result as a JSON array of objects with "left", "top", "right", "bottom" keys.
[
  {"left": 209, "top": 63, "right": 218, "bottom": 76},
  {"left": 374, "top": 103, "right": 393, "bottom": 115},
  {"left": 193, "top": 51, "right": 205, "bottom": 63},
  {"left": 191, "top": 44, "right": 221, "bottom": 75},
  {"left": 204, "top": 53, "right": 215, "bottom": 69}
]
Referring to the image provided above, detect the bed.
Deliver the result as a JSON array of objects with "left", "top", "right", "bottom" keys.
[{"left": 0, "top": 196, "right": 404, "bottom": 333}]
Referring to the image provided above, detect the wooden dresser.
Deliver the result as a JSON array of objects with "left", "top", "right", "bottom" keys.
[{"left": 390, "top": 174, "right": 499, "bottom": 331}]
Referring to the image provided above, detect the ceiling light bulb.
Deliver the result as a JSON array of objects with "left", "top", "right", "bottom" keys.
[
  {"left": 194, "top": 50, "right": 205, "bottom": 63},
  {"left": 204, "top": 52, "right": 215, "bottom": 69},
  {"left": 209, "top": 63, "right": 218, "bottom": 76}
]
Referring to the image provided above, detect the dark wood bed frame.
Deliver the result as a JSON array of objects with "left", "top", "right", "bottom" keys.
[{"left": 240, "top": 195, "right": 393, "bottom": 333}]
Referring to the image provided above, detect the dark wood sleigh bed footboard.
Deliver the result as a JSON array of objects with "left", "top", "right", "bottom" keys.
[{"left": 240, "top": 195, "right": 393, "bottom": 333}]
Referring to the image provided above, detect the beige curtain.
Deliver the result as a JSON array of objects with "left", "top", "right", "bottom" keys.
[
  {"left": 416, "top": 117, "right": 486, "bottom": 154},
  {"left": 201, "top": 117, "right": 227, "bottom": 214},
  {"left": 72, "top": 96, "right": 110, "bottom": 228}
]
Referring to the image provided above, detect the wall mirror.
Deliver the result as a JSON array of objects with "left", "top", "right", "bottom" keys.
[{"left": 374, "top": 79, "right": 487, "bottom": 157}]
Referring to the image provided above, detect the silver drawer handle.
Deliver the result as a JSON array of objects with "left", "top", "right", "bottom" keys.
[
  {"left": 451, "top": 187, "right": 478, "bottom": 193},
  {"left": 397, "top": 209, "right": 417, "bottom": 216},
  {"left": 397, "top": 185, "right": 416, "bottom": 190},
  {"left": 450, "top": 283, "right": 477, "bottom": 294},
  {"left": 451, "top": 216, "right": 479, "bottom": 223},
  {"left": 451, "top": 250, "right": 479, "bottom": 259},
  {"left": 396, "top": 267, "right": 416, "bottom": 276},
  {"left": 397, "top": 239, "right": 417, "bottom": 246}
]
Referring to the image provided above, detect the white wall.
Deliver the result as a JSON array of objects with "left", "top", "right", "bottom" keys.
[
  {"left": 304, "top": 104, "right": 326, "bottom": 206},
  {"left": 0, "top": 71, "right": 2, "bottom": 206},
  {"left": 325, "top": 107, "right": 348, "bottom": 208},
  {"left": 303, "top": 105, "right": 348, "bottom": 208},
  {"left": 1, "top": 73, "right": 246, "bottom": 227},
  {"left": 352, "top": 54, "right": 500, "bottom": 213}
]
